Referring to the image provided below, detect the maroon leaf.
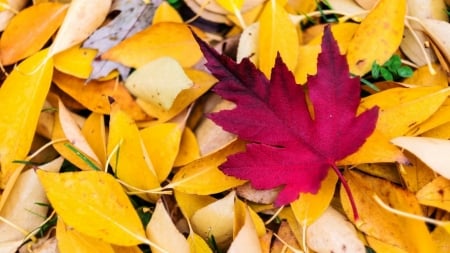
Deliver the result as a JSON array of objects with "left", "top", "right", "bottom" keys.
[{"left": 195, "top": 26, "right": 379, "bottom": 208}]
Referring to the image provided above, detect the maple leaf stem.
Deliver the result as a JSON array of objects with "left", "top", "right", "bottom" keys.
[{"left": 330, "top": 164, "right": 360, "bottom": 222}]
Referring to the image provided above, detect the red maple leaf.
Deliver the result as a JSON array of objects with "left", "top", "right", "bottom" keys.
[{"left": 195, "top": 26, "right": 378, "bottom": 218}]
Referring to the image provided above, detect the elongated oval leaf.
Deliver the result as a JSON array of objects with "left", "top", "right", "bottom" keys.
[
  {"left": 37, "top": 170, "right": 147, "bottom": 246},
  {"left": 0, "top": 49, "right": 53, "bottom": 187}
]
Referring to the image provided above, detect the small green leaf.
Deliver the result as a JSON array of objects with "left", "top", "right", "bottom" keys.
[
  {"left": 380, "top": 67, "right": 393, "bottom": 81},
  {"left": 371, "top": 62, "right": 381, "bottom": 79},
  {"left": 397, "top": 66, "right": 413, "bottom": 78}
]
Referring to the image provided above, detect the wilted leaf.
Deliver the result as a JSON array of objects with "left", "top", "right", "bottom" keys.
[
  {"left": 0, "top": 2, "right": 67, "bottom": 65},
  {"left": 0, "top": 49, "right": 53, "bottom": 187},
  {"left": 125, "top": 57, "right": 193, "bottom": 110},
  {"left": 347, "top": 0, "right": 406, "bottom": 76},
  {"left": 37, "top": 170, "right": 147, "bottom": 246}
]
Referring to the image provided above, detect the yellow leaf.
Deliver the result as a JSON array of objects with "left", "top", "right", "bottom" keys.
[
  {"left": 53, "top": 70, "right": 149, "bottom": 121},
  {"left": 187, "top": 232, "right": 213, "bottom": 253},
  {"left": 398, "top": 152, "right": 436, "bottom": 193},
  {"left": 291, "top": 169, "right": 338, "bottom": 226},
  {"left": 174, "top": 127, "right": 200, "bottom": 167},
  {"left": 171, "top": 140, "right": 246, "bottom": 195},
  {"left": 146, "top": 200, "right": 190, "bottom": 253},
  {"left": 107, "top": 109, "right": 160, "bottom": 196},
  {"left": 285, "top": 0, "right": 316, "bottom": 14},
  {"left": 111, "top": 245, "right": 143, "bottom": 253},
  {"left": 360, "top": 86, "right": 450, "bottom": 138},
  {"left": 140, "top": 123, "right": 183, "bottom": 182},
  {"left": 235, "top": 198, "right": 266, "bottom": 236},
  {"left": 258, "top": 0, "right": 299, "bottom": 77},
  {"left": 409, "top": 98, "right": 450, "bottom": 136},
  {"left": 215, "top": 0, "right": 243, "bottom": 13},
  {"left": 431, "top": 226, "right": 450, "bottom": 253},
  {"left": 228, "top": 200, "right": 262, "bottom": 253},
  {"left": 81, "top": 112, "right": 107, "bottom": 166},
  {"left": 366, "top": 236, "right": 408, "bottom": 253},
  {"left": 102, "top": 23, "right": 205, "bottom": 68},
  {"left": 341, "top": 170, "right": 436, "bottom": 252},
  {"left": 53, "top": 44, "right": 97, "bottom": 79},
  {"left": 403, "top": 64, "right": 448, "bottom": 87},
  {"left": 191, "top": 191, "right": 235, "bottom": 250},
  {"left": 137, "top": 69, "right": 216, "bottom": 122},
  {"left": 152, "top": 1, "right": 183, "bottom": 24},
  {"left": 125, "top": 57, "right": 193, "bottom": 110},
  {"left": 417, "top": 176, "right": 450, "bottom": 212},
  {"left": 48, "top": 0, "right": 111, "bottom": 57},
  {"left": 37, "top": 170, "right": 147, "bottom": 246},
  {"left": 56, "top": 219, "right": 115, "bottom": 253},
  {"left": 0, "top": 2, "right": 67, "bottom": 65},
  {"left": 0, "top": 49, "right": 53, "bottom": 187},
  {"left": 347, "top": 0, "right": 406, "bottom": 76},
  {"left": 174, "top": 190, "right": 216, "bottom": 220}
]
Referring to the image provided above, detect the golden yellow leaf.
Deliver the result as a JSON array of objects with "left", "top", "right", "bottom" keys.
[
  {"left": 171, "top": 140, "right": 246, "bottom": 195},
  {"left": 102, "top": 23, "right": 205, "bottom": 68},
  {"left": 56, "top": 219, "right": 115, "bottom": 253},
  {"left": 48, "top": 0, "right": 111, "bottom": 57},
  {"left": 37, "top": 170, "right": 147, "bottom": 246},
  {"left": 285, "top": 0, "right": 316, "bottom": 14},
  {"left": 0, "top": 49, "right": 53, "bottom": 187},
  {"left": 416, "top": 176, "right": 450, "bottom": 212},
  {"left": 81, "top": 112, "right": 107, "bottom": 166},
  {"left": 347, "top": 0, "right": 406, "bottom": 76},
  {"left": 215, "top": 0, "right": 243, "bottom": 13},
  {"left": 365, "top": 236, "right": 408, "bottom": 253},
  {"left": 403, "top": 64, "right": 448, "bottom": 87},
  {"left": 187, "top": 232, "right": 213, "bottom": 253},
  {"left": 146, "top": 200, "right": 190, "bottom": 253},
  {"left": 0, "top": 2, "right": 67, "bottom": 65},
  {"left": 431, "top": 226, "right": 450, "bottom": 253},
  {"left": 53, "top": 44, "right": 97, "bottom": 79},
  {"left": 53, "top": 70, "right": 149, "bottom": 121},
  {"left": 111, "top": 245, "right": 143, "bottom": 253},
  {"left": 290, "top": 169, "right": 338, "bottom": 226},
  {"left": 360, "top": 86, "right": 450, "bottom": 138},
  {"left": 191, "top": 191, "right": 235, "bottom": 250},
  {"left": 341, "top": 170, "right": 436, "bottom": 252},
  {"left": 398, "top": 152, "right": 436, "bottom": 193},
  {"left": 258, "top": 0, "right": 299, "bottom": 77},
  {"left": 125, "top": 57, "right": 193, "bottom": 110},
  {"left": 409, "top": 98, "right": 450, "bottom": 136},
  {"left": 235, "top": 198, "right": 266, "bottom": 236},
  {"left": 174, "top": 127, "right": 200, "bottom": 167},
  {"left": 137, "top": 69, "right": 216, "bottom": 122},
  {"left": 152, "top": 1, "right": 183, "bottom": 24},
  {"left": 107, "top": 108, "right": 160, "bottom": 197},
  {"left": 140, "top": 123, "right": 183, "bottom": 182}
]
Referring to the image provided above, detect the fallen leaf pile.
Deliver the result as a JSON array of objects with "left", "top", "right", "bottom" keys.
[{"left": 0, "top": 0, "right": 449, "bottom": 252}]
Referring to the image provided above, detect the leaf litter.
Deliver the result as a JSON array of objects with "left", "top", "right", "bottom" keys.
[{"left": 0, "top": 0, "right": 449, "bottom": 252}]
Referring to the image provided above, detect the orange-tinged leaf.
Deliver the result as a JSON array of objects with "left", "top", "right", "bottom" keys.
[
  {"left": 174, "top": 127, "right": 200, "bottom": 167},
  {"left": 152, "top": 1, "right": 183, "bottom": 24},
  {"left": 416, "top": 176, "right": 450, "bottom": 212},
  {"left": 0, "top": 2, "right": 67, "bottom": 65},
  {"left": 341, "top": 170, "right": 436, "bottom": 252},
  {"left": 171, "top": 140, "right": 246, "bottom": 195},
  {"left": 140, "top": 123, "right": 183, "bottom": 182},
  {"left": 37, "top": 170, "right": 147, "bottom": 246},
  {"left": 0, "top": 0, "right": 28, "bottom": 31},
  {"left": 0, "top": 49, "right": 53, "bottom": 187},
  {"left": 48, "top": 0, "right": 111, "bottom": 57},
  {"left": 290, "top": 169, "right": 338, "bottom": 226},
  {"left": 146, "top": 200, "right": 190, "bottom": 253},
  {"left": 56, "top": 219, "right": 115, "bottom": 253},
  {"left": 107, "top": 109, "right": 160, "bottom": 196},
  {"left": 137, "top": 69, "right": 216, "bottom": 122},
  {"left": 258, "top": 0, "right": 299, "bottom": 77},
  {"left": 403, "top": 64, "right": 448, "bottom": 87},
  {"left": 53, "top": 44, "right": 97, "bottom": 79},
  {"left": 81, "top": 112, "right": 107, "bottom": 166},
  {"left": 102, "top": 22, "right": 205, "bottom": 68},
  {"left": 347, "top": 0, "right": 406, "bottom": 76},
  {"left": 53, "top": 71, "right": 149, "bottom": 121}
]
